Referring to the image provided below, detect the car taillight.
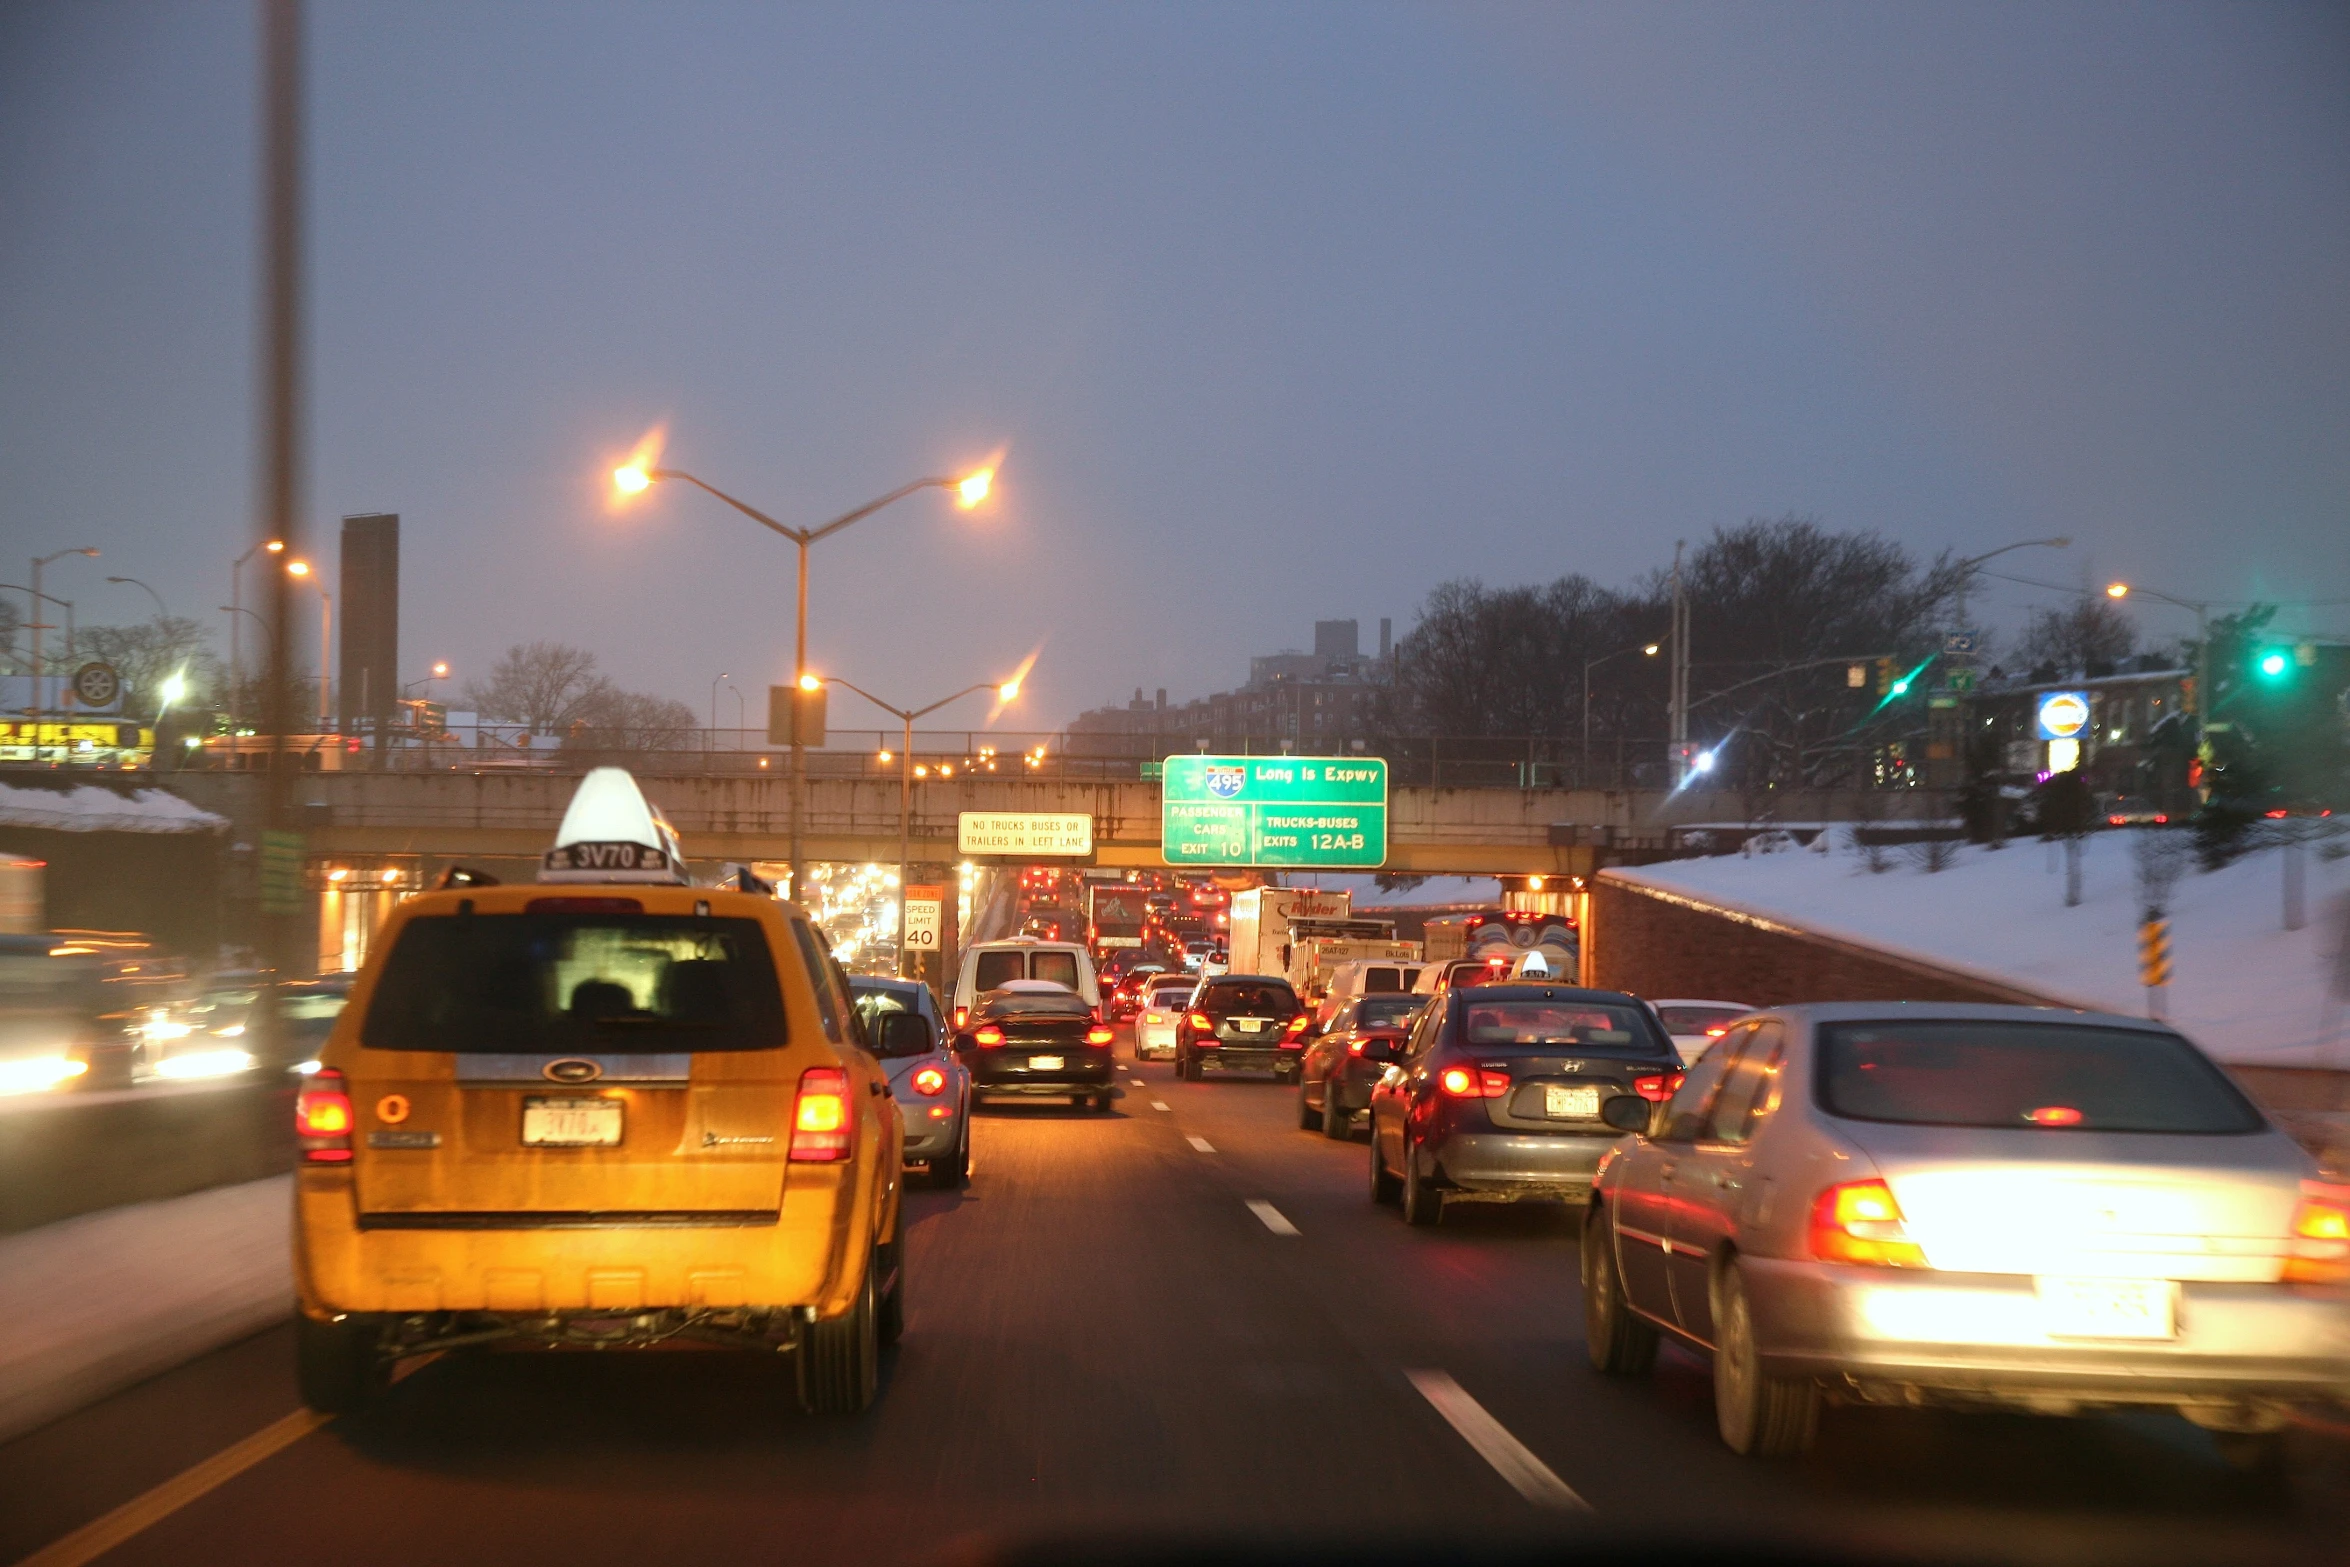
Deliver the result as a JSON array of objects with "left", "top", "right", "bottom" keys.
[
  {"left": 1188, "top": 1012, "right": 1213, "bottom": 1033},
  {"left": 1437, "top": 1065, "right": 1510, "bottom": 1098},
  {"left": 295, "top": 1068, "right": 354, "bottom": 1164},
  {"left": 790, "top": 1067, "right": 852, "bottom": 1161},
  {"left": 2284, "top": 1186, "right": 2350, "bottom": 1283},
  {"left": 910, "top": 1065, "right": 947, "bottom": 1096},
  {"left": 1631, "top": 1071, "right": 1683, "bottom": 1102},
  {"left": 1143, "top": 1011, "right": 1162, "bottom": 1023},
  {"left": 1348, "top": 1037, "right": 1366, "bottom": 1055},
  {"left": 953, "top": 1006, "right": 968, "bottom": 1028},
  {"left": 1086, "top": 1026, "right": 1115, "bottom": 1045},
  {"left": 973, "top": 1025, "right": 1005, "bottom": 1047},
  {"left": 1809, "top": 1178, "right": 1927, "bottom": 1267}
]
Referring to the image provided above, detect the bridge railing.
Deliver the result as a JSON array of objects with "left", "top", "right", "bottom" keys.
[{"left": 171, "top": 728, "right": 1679, "bottom": 791}]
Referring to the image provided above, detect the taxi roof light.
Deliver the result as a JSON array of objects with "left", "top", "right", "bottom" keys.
[{"left": 539, "top": 768, "right": 689, "bottom": 886}]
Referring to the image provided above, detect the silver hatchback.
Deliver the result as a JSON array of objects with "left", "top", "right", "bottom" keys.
[{"left": 1583, "top": 1002, "right": 2350, "bottom": 1462}]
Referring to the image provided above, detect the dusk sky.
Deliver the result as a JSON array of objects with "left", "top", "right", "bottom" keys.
[{"left": 4, "top": 2, "right": 2345, "bottom": 735}]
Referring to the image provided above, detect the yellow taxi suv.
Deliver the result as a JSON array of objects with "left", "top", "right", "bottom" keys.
[{"left": 292, "top": 769, "right": 905, "bottom": 1416}]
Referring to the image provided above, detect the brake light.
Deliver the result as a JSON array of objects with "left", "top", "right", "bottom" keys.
[
  {"left": 1086, "top": 1026, "right": 1115, "bottom": 1045},
  {"left": 790, "top": 1067, "right": 852, "bottom": 1161},
  {"left": 295, "top": 1068, "right": 354, "bottom": 1164},
  {"left": 1143, "top": 1012, "right": 1162, "bottom": 1024},
  {"left": 1348, "top": 1037, "right": 1366, "bottom": 1055},
  {"left": 2284, "top": 1186, "right": 2350, "bottom": 1283},
  {"left": 2024, "top": 1105, "right": 2084, "bottom": 1126},
  {"left": 910, "top": 1065, "right": 947, "bottom": 1096},
  {"left": 1809, "top": 1178, "right": 1927, "bottom": 1267},
  {"left": 1631, "top": 1071, "right": 1683, "bottom": 1102},
  {"left": 973, "top": 1026, "right": 1005, "bottom": 1047},
  {"left": 954, "top": 1006, "right": 968, "bottom": 1028},
  {"left": 1703, "top": 1026, "right": 1729, "bottom": 1038},
  {"left": 1438, "top": 1065, "right": 1510, "bottom": 1098},
  {"left": 1188, "top": 1012, "right": 1213, "bottom": 1033},
  {"left": 524, "top": 897, "right": 644, "bottom": 914}
]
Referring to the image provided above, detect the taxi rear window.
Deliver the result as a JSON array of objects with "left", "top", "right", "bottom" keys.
[{"left": 363, "top": 913, "right": 786, "bottom": 1052}]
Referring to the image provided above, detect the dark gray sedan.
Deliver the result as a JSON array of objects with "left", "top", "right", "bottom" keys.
[{"left": 1583, "top": 1002, "right": 2350, "bottom": 1462}]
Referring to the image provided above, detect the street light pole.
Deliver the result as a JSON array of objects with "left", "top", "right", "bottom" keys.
[
  {"left": 823, "top": 673, "right": 1022, "bottom": 976},
  {"left": 2106, "top": 582, "right": 2212, "bottom": 751},
  {"left": 229, "top": 539, "right": 285, "bottom": 728},
  {"left": 1582, "top": 642, "right": 1660, "bottom": 786},
  {"left": 1950, "top": 536, "right": 2070, "bottom": 639},
  {"left": 612, "top": 461, "right": 995, "bottom": 902},
  {"left": 106, "top": 576, "right": 169, "bottom": 619},
  {"left": 29, "top": 548, "right": 99, "bottom": 716}
]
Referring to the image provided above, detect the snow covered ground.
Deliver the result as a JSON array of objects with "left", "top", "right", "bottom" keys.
[
  {"left": 1611, "top": 832, "right": 2350, "bottom": 1069},
  {"left": 0, "top": 1176, "right": 290, "bottom": 1443}
]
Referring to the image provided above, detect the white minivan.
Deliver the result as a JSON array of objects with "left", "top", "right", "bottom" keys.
[
  {"left": 1315, "top": 958, "right": 1427, "bottom": 1025},
  {"left": 950, "top": 938, "right": 1103, "bottom": 1030}
]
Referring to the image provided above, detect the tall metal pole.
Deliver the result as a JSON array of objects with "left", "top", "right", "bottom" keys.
[
  {"left": 899, "top": 713, "right": 914, "bottom": 976},
  {"left": 260, "top": 0, "right": 306, "bottom": 981},
  {"left": 791, "top": 536, "right": 809, "bottom": 902}
]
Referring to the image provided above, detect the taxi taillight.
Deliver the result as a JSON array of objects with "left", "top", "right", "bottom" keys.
[
  {"left": 296, "top": 1068, "right": 355, "bottom": 1164},
  {"left": 790, "top": 1067, "right": 853, "bottom": 1162}
]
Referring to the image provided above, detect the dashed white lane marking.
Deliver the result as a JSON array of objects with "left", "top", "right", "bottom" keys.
[
  {"left": 1186, "top": 1135, "right": 1215, "bottom": 1153},
  {"left": 1245, "top": 1199, "right": 1298, "bottom": 1235},
  {"left": 1151, "top": 1100, "right": 1170, "bottom": 1111},
  {"left": 1130, "top": 1078, "right": 1146, "bottom": 1086},
  {"left": 1406, "top": 1369, "right": 1590, "bottom": 1511}
]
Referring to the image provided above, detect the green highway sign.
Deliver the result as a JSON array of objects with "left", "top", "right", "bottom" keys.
[{"left": 1158, "top": 755, "right": 1388, "bottom": 868}]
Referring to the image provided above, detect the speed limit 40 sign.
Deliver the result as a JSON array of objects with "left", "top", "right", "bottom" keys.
[{"left": 902, "top": 884, "right": 944, "bottom": 949}]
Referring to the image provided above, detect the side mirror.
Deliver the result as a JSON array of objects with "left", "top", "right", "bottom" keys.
[
  {"left": 1599, "top": 1095, "right": 1650, "bottom": 1134},
  {"left": 879, "top": 1012, "right": 931, "bottom": 1056}
]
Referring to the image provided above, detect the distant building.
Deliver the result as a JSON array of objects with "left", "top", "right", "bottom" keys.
[{"left": 1068, "top": 615, "right": 1396, "bottom": 757}]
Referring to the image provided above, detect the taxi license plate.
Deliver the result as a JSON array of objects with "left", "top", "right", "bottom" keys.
[
  {"left": 2036, "top": 1276, "right": 2175, "bottom": 1339},
  {"left": 522, "top": 1096, "right": 622, "bottom": 1147},
  {"left": 1028, "top": 1055, "right": 1064, "bottom": 1071},
  {"left": 1545, "top": 1085, "right": 1600, "bottom": 1119}
]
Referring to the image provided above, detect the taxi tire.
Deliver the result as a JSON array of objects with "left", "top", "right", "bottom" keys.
[
  {"left": 801, "top": 1267, "right": 879, "bottom": 1416},
  {"left": 296, "top": 1314, "right": 387, "bottom": 1414},
  {"left": 1369, "top": 1130, "right": 1401, "bottom": 1205},
  {"left": 1581, "top": 1206, "right": 1658, "bottom": 1376},
  {"left": 1401, "top": 1141, "right": 1444, "bottom": 1227},
  {"left": 1713, "top": 1265, "right": 1816, "bottom": 1457}
]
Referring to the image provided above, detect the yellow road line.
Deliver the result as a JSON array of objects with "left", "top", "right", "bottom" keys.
[{"left": 13, "top": 1409, "right": 327, "bottom": 1567}]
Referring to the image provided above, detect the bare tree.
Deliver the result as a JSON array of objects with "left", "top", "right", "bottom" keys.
[
  {"left": 2019, "top": 598, "right": 2135, "bottom": 679},
  {"left": 77, "top": 616, "right": 226, "bottom": 718},
  {"left": 463, "top": 641, "right": 614, "bottom": 735},
  {"left": 566, "top": 689, "right": 700, "bottom": 752}
]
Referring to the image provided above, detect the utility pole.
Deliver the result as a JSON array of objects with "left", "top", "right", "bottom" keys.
[{"left": 1668, "top": 541, "right": 1689, "bottom": 785}]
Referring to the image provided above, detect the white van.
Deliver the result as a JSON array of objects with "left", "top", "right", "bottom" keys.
[
  {"left": 951, "top": 938, "right": 1102, "bottom": 1030},
  {"left": 1315, "top": 957, "right": 1427, "bottom": 1025}
]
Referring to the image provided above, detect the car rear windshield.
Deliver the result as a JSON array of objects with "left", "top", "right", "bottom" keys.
[
  {"left": 1149, "top": 983, "right": 1195, "bottom": 1003},
  {"left": 1657, "top": 1004, "right": 1748, "bottom": 1034},
  {"left": 1356, "top": 995, "right": 1421, "bottom": 1028},
  {"left": 975, "top": 948, "right": 1083, "bottom": 992},
  {"left": 1200, "top": 981, "right": 1300, "bottom": 1016},
  {"left": 1361, "top": 966, "right": 1403, "bottom": 992},
  {"left": 1817, "top": 1021, "right": 2265, "bottom": 1134},
  {"left": 1030, "top": 951, "right": 1081, "bottom": 989},
  {"left": 1457, "top": 999, "right": 1663, "bottom": 1056},
  {"left": 979, "top": 991, "right": 1091, "bottom": 1018},
  {"left": 362, "top": 913, "right": 786, "bottom": 1052}
]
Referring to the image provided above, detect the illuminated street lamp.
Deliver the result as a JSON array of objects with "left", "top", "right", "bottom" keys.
[
  {"left": 2105, "top": 581, "right": 2211, "bottom": 748},
  {"left": 1582, "top": 642, "right": 1660, "bottom": 784},
  {"left": 611, "top": 457, "right": 998, "bottom": 898},
  {"left": 284, "top": 558, "right": 331, "bottom": 732},
  {"left": 822, "top": 671, "right": 1025, "bottom": 976}
]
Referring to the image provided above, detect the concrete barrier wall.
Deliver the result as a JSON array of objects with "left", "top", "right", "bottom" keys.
[
  {"left": 1587, "top": 873, "right": 2054, "bottom": 1008},
  {"left": 0, "top": 1081, "right": 294, "bottom": 1234}
]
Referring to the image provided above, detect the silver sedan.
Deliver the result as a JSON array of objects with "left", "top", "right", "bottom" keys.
[{"left": 1583, "top": 1001, "right": 2350, "bottom": 1463}]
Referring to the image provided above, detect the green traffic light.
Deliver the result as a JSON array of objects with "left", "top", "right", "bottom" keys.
[
  {"left": 2257, "top": 650, "right": 2288, "bottom": 679},
  {"left": 1890, "top": 678, "right": 1911, "bottom": 696}
]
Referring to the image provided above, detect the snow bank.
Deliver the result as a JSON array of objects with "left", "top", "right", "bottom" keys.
[
  {"left": 0, "top": 782, "right": 226, "bottom": 834},
  {"left": 1611, "top": 834, "right": 2350, "bottom": 1069},
  {"left": 0, "top": 1176, "right": 290, "bottom": 1442}
]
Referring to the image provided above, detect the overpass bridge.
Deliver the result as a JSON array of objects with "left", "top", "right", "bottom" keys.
[{"left": 164, "top": 771, "right": 1950, "bottom": 879}]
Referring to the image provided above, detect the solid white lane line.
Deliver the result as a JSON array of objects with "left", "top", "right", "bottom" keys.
[
  {"left": 1151, "top": 1100, "right": 1170, "bottom": 1111},
  {"left": 1406, "top": 1370, "right": 1590, "bottom": 1512},
  {"left": 1186, "top": 1135, "right": 1215, "bottom": 1153},
  {"left": 16, "top": 1408, "right": 329, "bottom": 1567},
  {"left": 1245, "top": 1199, "right": 1298, "bottom": 1235}
]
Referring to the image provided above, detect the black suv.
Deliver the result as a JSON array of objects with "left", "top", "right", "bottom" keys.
[{"left": 1174, "top": 974, "right": 1310, "bottom": 1082}]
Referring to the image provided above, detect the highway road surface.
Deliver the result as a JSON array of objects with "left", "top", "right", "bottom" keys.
[{"left": 8, "top": 1031, "right": 2350, "bottom": 1567}]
